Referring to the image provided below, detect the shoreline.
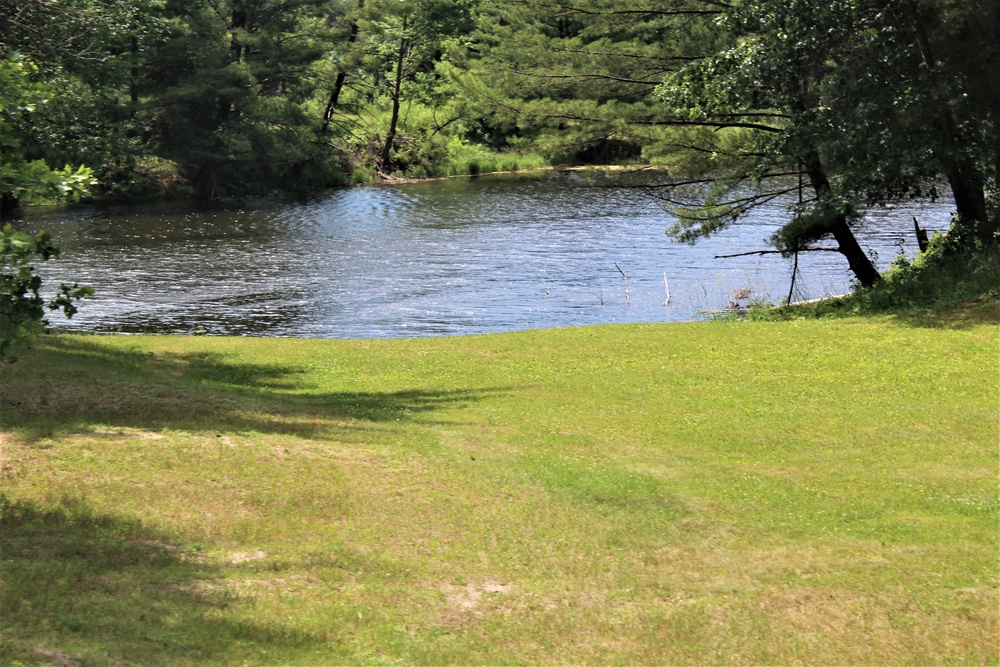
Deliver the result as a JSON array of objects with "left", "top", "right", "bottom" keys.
[{"left": 367, "top": 163, "right": 670, "bottom": 186}]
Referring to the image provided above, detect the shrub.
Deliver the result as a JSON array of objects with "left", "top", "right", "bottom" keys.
[{"left": 1, "top": 225, "right": 91, "bottom": 361}]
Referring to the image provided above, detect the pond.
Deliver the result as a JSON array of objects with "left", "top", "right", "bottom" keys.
[{"left": 19, "top": 170, "right": 954, "bottom": 338}]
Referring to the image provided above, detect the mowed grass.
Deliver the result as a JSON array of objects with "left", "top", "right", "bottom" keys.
[{"left": 1, "top": 314, "right": 997, "bottom": 665}]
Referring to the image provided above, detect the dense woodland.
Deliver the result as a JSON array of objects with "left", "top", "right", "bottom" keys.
[{"left": 1, "top": 0, "right": 998, "bottom": 342}]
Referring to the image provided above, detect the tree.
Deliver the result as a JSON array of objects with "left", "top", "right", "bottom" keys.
[
  {"left": 1, "top": 0, "right": 173, "bottom": 200},
  {"left": 466, "top": 0, "right": 998, "bottom": 288},
  {"left": 462, "top": 0, "right": 724, "bottom": 161},
  {"left": 0, "top": 54, "right": 94, "bottom": 214},
  {"left": 1, "top": 225, "right": 92, "bottom": 361},
  {"left": 0, "top": 53, "right": 93, "bottom": 360},
  {"left": 372, "top": 2, "right": 415, "bottom": 172},
  {"left": 319, "top": 0, "right": 366, "bottom": 134},
  {"left": 330, "top": 0, "right": 480, "bottom": 174},
  {"left": 657, "top": 0, "right": 998, "bottom": 281},
  {"left": 1, "top": 0, "right": 495, "bottom": 190},
  {"left": 143, "top": 0, "right": 343, "bottom": 197},
  {"left": 656, "top": 0, "right": 886, "bottom": 286},
  {"left": 812, "top": 0, "right": 999, "bottom": 245}
]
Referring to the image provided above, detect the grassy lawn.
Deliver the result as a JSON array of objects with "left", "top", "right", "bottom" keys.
[{"left": 1, "top": 312, "right": 997, "bottom": 665}]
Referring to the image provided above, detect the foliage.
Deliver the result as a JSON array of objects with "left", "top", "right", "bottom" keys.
[
  {"left": 0, "top": 53, "right": 94, "bottom": 360},
  {"left": 143, "top": 0, "right": 345, "bottom": 197},
  {"left": 656, "top": 0, "right": 998, "bottom": 253},
  {"left": 4, "top": 0, "right": 682, "bottom": 189},
  {"left": 0, "top": 54, "right": 94, "bottom": 208},
  {"left": 333, "top": 0, "right": 488, "bottom": 174},
  {"left": 0, "top": 225, "right": 92, "bottom": 361},
  {"left": 462, "top": 0, "right": 719, "bottom": 162},
  {"left": 1, "top": 0, "right": 172, "bottom": 201}
]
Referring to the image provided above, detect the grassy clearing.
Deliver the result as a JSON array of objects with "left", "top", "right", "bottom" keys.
[{"left": 1, "top": 313, "right": 997, "bottom": 665}]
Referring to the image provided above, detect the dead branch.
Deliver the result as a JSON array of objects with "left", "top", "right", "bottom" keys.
[{"left": 714, "top": 247, "right": 840, "bottom": 259}]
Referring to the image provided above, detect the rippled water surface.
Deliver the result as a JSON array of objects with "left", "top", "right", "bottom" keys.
[{"left": 20, "top": 171, "right": 953, "bottom": 337}]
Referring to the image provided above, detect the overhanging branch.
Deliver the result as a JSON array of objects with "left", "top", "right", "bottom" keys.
[{"left": 714, "top": 247, "right": 840, "bottom": 259}]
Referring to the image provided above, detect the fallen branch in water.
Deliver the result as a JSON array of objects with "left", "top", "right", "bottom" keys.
[{"left": 614, "top": 262, "right": 630, "bottom": 305}]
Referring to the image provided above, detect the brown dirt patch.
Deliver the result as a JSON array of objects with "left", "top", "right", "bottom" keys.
[
  {"left": 440, "top": 579, "right": 513, "bottom": 627},
  {"left": 228, "top": 550, "right": 267, "bottom": 564}
]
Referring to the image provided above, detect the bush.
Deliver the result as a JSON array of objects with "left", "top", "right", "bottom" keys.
[
  {"left": 96, "top": 156, "right": 192, "bottom": 201},
  {"left": 1, "top": 225, "right": 91, "bottom": 361},
  {"left": 751, "top": 232, "right": 1000, "bottom": 320}
]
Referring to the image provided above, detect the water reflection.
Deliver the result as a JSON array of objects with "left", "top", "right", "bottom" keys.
[{"left": 19, "top": 171, "right": 954, "bottom": 338}]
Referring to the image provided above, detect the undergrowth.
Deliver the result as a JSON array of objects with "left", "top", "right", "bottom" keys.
[{"left": 751, "top": 233, "right": 1000, "bottom": 321}]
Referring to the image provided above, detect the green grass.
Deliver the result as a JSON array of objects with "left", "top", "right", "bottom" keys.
[
  {"left": 1, "top": 314, "right": 997, "bottom": 665},
  {"left": 409, "top": 145, "right": 550, "bottom": 180}
]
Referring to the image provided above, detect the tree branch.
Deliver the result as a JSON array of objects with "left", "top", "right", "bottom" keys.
[{"left": 714, "top": 247, "right": 840, "bottom": 258}]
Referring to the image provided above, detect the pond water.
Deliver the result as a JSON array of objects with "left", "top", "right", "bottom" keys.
[{"left": 19, "top": 170, "right": 954, "bottom": 338}]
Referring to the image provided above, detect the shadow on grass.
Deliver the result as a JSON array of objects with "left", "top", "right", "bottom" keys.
[
  {"left": 0, "top": 495, "right": 337, "bottom": 666},
  {"left": 894, "top": 294, "right": 1000, "bottom": 329},
  {"left": 0, "top": 336, "right": 509, "bottom": 444}
]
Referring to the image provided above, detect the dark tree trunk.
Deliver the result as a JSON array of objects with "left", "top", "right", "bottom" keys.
[
  {"left": 893, "top": 0, "right": 996, "bottom": 245},
  {"left": 380, "top": 22, "right": 409, "bottom": 173},
  {"left": 321, "top": 72, "right": 349, "bottom": 133},
  {"left": 321, "top": 3, "right": 362, "bottom": 134},
  {"left": 942, "top": 154, "right": 997, "bottom": 244},
  {"left": 802, "top": 151, "right": 881, "bottom": 287},
  {"left": 828, "top": 214, "right": 881, "bottom": 288},
  {"left": 129, "top": 35, "right": 139, "bottom": 122}
]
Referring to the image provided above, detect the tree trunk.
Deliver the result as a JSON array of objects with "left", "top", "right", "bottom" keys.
[
  {"left": 380, "top": 22, "right": 409, "bottom": 173},
  {"left": 321, "top": 73, "right": 349, "bottom": 134},
  {"left": 321, "top": 2, "right": 362, "bottom": 134},
  {"left": 893, "top": 0, "right": 996, "bottom": 245},
  {"left": 129, "top": 35, "right": 139, "bottom": 122},
  {"left": 942, "top": 153, "right": 997, "bottom": 244},
  {"left": 802, "top": 151, "right": 881, "bottom": 287}
]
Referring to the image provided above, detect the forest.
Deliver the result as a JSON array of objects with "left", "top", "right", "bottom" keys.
[{"left": 1, "top": 0, "right": 998, "bottom": 286}]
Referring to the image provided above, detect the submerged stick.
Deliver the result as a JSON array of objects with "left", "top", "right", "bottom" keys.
[{"left": 614, "top": 262, "right": 630, "bottom": 305}]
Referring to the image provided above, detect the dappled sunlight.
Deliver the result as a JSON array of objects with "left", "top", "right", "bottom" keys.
[{"left": 898, "top": 294, "right": 1000, "bottom": 329}]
